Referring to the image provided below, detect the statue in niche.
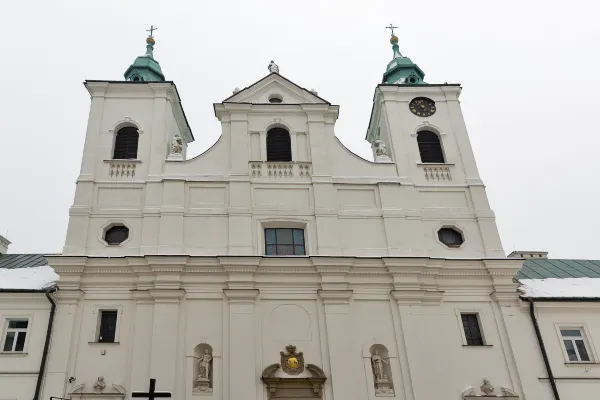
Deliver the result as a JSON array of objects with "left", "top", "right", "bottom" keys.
[
  {"left": 194, "top": 349, "right": 213, "bottom": 393},
  {"left": 374, "top": 140, "right": 391, "bottom": 162},
  {"left": 268, "top": 60, "right": 279, "bottom": 74},
  {"left": 170, "top": 134, "right": 183, "bottom": 155},
  {"left": 371, "top": 350, "right": 394, "bottom": 396}
]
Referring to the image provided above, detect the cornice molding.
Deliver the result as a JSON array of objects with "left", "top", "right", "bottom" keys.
[
  {"left": 318, "top": 289, "right": 353, "bottom": 304},
  {"left": 223, "top": 288, "right": 259, "bottom": 301}
]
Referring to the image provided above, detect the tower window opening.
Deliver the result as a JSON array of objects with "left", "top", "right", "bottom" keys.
[
  {"left": 417, "top": 130, "right": 445, "bottom": 163},
  {"left": 266, "top": 127, "right": 292, "bottom": 162},
  {"left": 113, "top": 126, "right": 139, "bottom": 159}
]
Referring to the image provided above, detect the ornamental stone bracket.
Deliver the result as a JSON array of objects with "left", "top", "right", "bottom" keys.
[
  {"left": 69, "top": 380, "right": 126, "bottom": 399},
  {"left": 461, "top": 379, "right": 518, "bottom": 399}
]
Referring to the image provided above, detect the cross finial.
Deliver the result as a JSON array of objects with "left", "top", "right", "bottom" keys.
[
  {"left": 146, "top": 25, "right": 158, "bottom": 38},
  {"left": 385, "top": 24, "right": 398, "bottom": 36}
]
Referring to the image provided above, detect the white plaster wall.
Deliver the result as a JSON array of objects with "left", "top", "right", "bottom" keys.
[
  {"left": 63, "top": 77, "right": 505, "bottom": 259},
  {"left": 0, "top": 293, "right": 53, "bottom": 400}
]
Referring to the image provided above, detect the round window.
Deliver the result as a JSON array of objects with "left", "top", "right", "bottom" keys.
[
  {"left": 268, "top": 94, "right": 283, "bottom": 104},
  {"left": 105, "top": 225, "right": 129, "bottom": 245}
]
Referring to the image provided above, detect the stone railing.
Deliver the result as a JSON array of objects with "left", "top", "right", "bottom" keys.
[
  {"left": 419, "top": 163, "right": 453, "bottom": 181},
  {"left": 250, "top": 162, "right": 311, "bottom": 179},
  {"left": 106, "top": 160, "right": 140, "bottom": 179}
]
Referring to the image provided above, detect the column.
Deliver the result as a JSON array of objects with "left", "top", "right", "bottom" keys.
[
  {"left": 224, "top": 289, "right": 259, "bottom": 400},
  {"left": 318, "top": 289, "right": 355, "bottom": 399}
]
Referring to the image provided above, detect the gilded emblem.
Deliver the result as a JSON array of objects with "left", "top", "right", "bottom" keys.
[{"left": 280, "top": 344, "right": 304, "bottom": 375}]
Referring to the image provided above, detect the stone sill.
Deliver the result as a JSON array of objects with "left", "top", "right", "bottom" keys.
[
  {"left": 0, "top": 351, "right": 28, "bottom": 356},
  {"left": 564, "top": 362, "right": 600, "bottom": 367},
  {"left": 462, "top": 345, "right": 493, "bottom": 348},
  {"left": 103, "top": 159, "right": 142, "bottom": 163},
  {"left": 417, "top": 163, "right": 455, "bottom": 166},
  {"left": 88, "top": 342, "right": 120, "bottom": 345}
]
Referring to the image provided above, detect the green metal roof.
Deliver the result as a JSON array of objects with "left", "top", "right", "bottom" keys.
[
  {"left": 0, "top": 254, "right": 48, "bottom": 269},
  {"left": 517, "top": 259, "right": 600, "bottom": 280}
]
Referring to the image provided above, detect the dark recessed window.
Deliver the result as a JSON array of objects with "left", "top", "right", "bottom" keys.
[
  {"left": 265, "top": 228, "right": 305, "bottom": 256},
  {"left": 461, "top": 313, "right": 484, "bottom": 346},
  {"left": 113, "top": 126, "right": 139, "bottom": 160},
  {"left": 417, "top": 130, "right": 445, "bottom": 163},
  {"left": 2, "top": 319, "right": 29, "bottom": 352},
  {"left": 561, "top": 329, "right": 591, "bottom": 362},
  {"left": 105, "top": 225, "right": 129, "bottom": 245},
  {"left": 266, "top": 128, "right": 292, "bottom": 162},
  {"left": 98, "top": 310, "right": 118, "bottom": 343},
  {"left": 268, "top": 95, "right": 283, "bottom": 103},
  {"left": 438, "top": 227, "right": 464, "bottom": 248}
]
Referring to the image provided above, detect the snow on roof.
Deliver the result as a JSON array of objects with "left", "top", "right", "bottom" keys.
[
  {"left": 519, "top": 278, "right": 600, "bottom": 299},
  {"left": 0, "top": 265, "right": 59, "bottom": 290}
]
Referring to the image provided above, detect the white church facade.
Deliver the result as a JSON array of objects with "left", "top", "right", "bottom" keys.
[{"left": 2, "top": 30, "right": 600, "bottom": 400}]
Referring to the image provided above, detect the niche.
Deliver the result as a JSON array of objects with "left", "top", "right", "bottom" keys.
[
  {"left": 193, "top": 343, "right": 213, "bottom": 394},
  {"left": 370, "top": 344, "right": 395, "bottom": 397}
]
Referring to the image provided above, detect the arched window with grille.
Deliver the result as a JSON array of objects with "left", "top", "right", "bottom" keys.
[
  {"left": 417, "top": 130, "right": 445, "bottom": 163},
  {"left": 266, "top": 127, "right": 292, "bottom": 162},
  {"left": 113, "top": 126, "right": 139, "bottom": 159}
]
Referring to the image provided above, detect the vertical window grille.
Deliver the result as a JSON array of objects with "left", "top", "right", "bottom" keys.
[
  {"left": 266, "top": 128, "right": 292, "bottom": 162},
  {"left": 461, "top": 313, "right": 484, "bottom": 346},
  {"left": 417, "top": 130, "right": 445, "bottom": 163},
  {"left": 113, "top": 127, "right": 139, "bottom": 159},
  {"left": 98, "top": 310, "right": 118, "bottom": 343}
]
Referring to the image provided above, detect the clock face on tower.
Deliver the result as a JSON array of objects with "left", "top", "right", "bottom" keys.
[{"left": 409, "top": 97, "right": 436, "bottom": 117}]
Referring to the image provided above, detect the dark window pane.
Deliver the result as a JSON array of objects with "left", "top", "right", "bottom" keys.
[
  {"left": 99, "top": 310, "right": 118, "bottom": 343},
  {"left": 438, "top": 228, "right": 463, "bottom": 247},
  {"left": 265, "top": 229, "right": 276, "bottom": 245},
  {"left": 564, "top": 340, "right": 578, "bottom": 361},
  {"left": 113, "top": 127, "right": 139, "bottom": 159},
  {"left": 561, "top": 329, "right": 582, "bottom": 337},
  {"left": 105, "top": 226, "right": 129, "bottom": 245},
  {"left": 293, "top": 229, "right": 305, "bottom": 245},
  {"left": 294, "top": 245, "right": 306, "bottom": 255},
  {"left": 3, "top": 332, "right": 15, "bottom": 351},
  {"left": 8, "top": 320, "right": 28, "bottom": 329},
  {"left": 276, "top": 229, "right": 293, "bottom": 244},
  {"left": 277, "top": 245, "right": 294, "bottom": 255},
  {"left": 417, "top": 130, "right": 444, "bottom": 163},
  {"left": 576, "top": 340, "right": 590, "bottom": 361},
  {"left": 266, "top": 245, "right": 277, "bottom": 255},
  {"left": 266, "top": 128, "right": 292, "bottom": 162},
  {"left": 461, "top": 314, "right": 483, "bottom": 345},
  {"left": 14, "top": 332, "right": 26, "bottom": 352}
]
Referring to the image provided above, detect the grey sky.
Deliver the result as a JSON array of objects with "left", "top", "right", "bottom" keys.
[{"left": 1, "top": 0, "right": 599, "bottom": 257}]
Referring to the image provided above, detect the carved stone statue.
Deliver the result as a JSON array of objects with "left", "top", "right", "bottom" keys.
[
  {"left": 194, "top": 349, "right": 213, "bottom": 393},
  {"left": 198, "top": 349, "right": 212, "bottom": 380},
  {"left": 480, "top": 379, "right": 494, "bottom": 395},
  {"left": 374, "top": 140, "right": 391, "bottom": 162},
  {"left": 268, "top": 60, "right": 279, "bottom": 74},
  {"left": 170, "top": 135, "right": 183, "bottom": 155},
  {"left": 93, "top": 376, "right": 106, "bottom": 392},
  {"left": 371, "top": 350, "right": 388, "bottom": 382}
]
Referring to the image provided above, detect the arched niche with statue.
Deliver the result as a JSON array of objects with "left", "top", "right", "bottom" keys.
[
  {"left": 193, "top": 343, "right": 214, "bottom": 394},
  {"left": 261, "top": 344, "right": 327, "bottom": 399}
]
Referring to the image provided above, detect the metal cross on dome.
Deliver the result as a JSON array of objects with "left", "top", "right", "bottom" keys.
[
  {"left": 132, "top": 378, "right": 171, "bottom": 400},
  {"left": 385, "top": 24, "right": 398, "bottom": 36},
  {"left": 146, "top": 25, "right": 158, "bottom": 38}
]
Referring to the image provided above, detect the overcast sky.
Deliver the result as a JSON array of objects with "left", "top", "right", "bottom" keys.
[{"left": 1, "top": 0, "right": 599, "bottom": 258}]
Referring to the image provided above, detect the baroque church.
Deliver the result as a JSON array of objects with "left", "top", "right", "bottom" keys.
[{"left": 5, "top": 27, "right": 600, "bottom": 400}]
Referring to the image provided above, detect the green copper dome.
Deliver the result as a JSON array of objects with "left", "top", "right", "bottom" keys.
[
  {"left": 124, "top": 35, "right": 165, "bottom": 82},
  {"left": 382, "top": 35, "right": 425, "bottom": 85}
]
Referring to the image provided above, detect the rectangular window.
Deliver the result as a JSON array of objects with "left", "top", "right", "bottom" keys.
[
  {"left": 461, "top": 313, "right": 484, "bottom": 346},
  {"left": 98, "top": 310, "right": 118, "bottom": 343},
  {"left": 265, "top": 228, "right": 305, "bottom": 256},
  {"left": 561, "top": 328, "right": 592, "bottom": 362},
  {"left": 2, "top": 319, "right": 29, "bottom": 352}
]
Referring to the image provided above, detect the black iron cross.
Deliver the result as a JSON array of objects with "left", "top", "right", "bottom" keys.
[
  {"left": 385, "top": 24, "right": 398, "bottom": 36},
  {"left": 132, "top": 378, "right": 171, "bottom": 400},
  {"left": 146, "top": 25, "right": 158, "bottom": 37}
]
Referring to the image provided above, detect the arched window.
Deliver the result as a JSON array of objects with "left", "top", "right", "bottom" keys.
[
  {"left": 266, "top": 127, "right": 292, "bottom": 162},
  {"left": 417, "top": 130, "right": 445, "bottom": 163},
  {"left": 113, "top": 127, "right": 139, "bottom": 159}
]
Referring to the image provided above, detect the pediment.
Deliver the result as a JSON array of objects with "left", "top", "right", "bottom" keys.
[{"left": 223, "top": 73, "right": 329, "bottom": 105}]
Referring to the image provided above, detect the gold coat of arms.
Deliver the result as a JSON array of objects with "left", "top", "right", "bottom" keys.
[{"left": 280, "top": 344, "right": 304, "bottom": 375}]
